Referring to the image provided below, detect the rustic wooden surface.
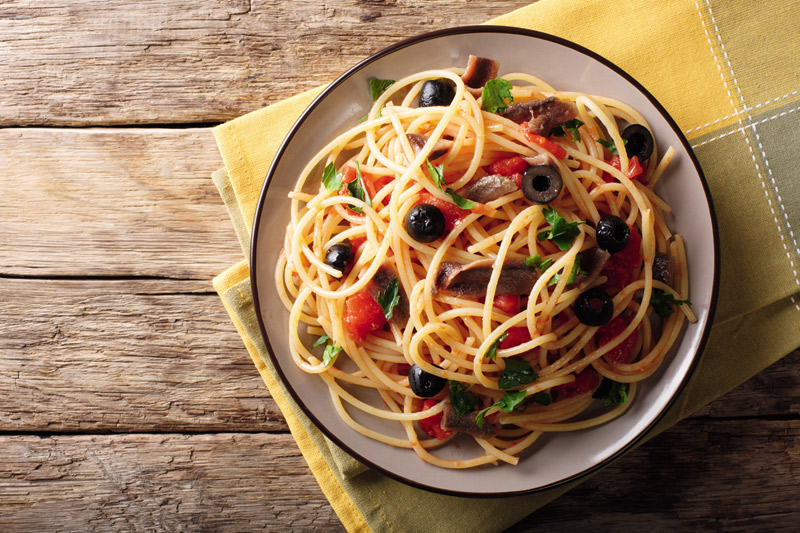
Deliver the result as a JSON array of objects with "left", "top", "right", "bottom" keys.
[{"left": 0, "top": 1, "right": 797, "bottom": 531}]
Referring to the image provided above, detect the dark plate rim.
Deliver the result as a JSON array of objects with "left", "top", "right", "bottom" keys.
[{"left": 249, "top": 25, "right": 721, "bottom": 498}]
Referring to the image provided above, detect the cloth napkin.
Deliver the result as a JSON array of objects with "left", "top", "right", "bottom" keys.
[{"left": 211, "top": 0, "right": 800, "bottom": 530}]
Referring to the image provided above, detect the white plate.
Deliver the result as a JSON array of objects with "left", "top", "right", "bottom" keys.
[{"left": 250, "top": 26, "right": 719, "bottom": 496}]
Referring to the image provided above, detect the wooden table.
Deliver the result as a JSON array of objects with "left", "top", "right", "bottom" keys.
[{"left": 1, "top": 1, "right": 797, "bottom": 530}]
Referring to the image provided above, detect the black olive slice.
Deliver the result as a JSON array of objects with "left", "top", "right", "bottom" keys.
[
  {"left": 408, "top": 364, "right": 447, "bottom": 398},
  {"left": 521, "top": 164, "right": 563, "bottom": 204},
  {"left": 404, "top": 204, "right": 446, "bottom": 243},
  {"left": 574, "top": 287, "right": 614, "bottom": 326},
  {"left": 621, "top": 124, "right": 654, "bottom": 161},
  {"left": 596, "top": 215, "right": 631, "bottom": 254},
  {"left": 419, "top": 80, "right": 456, "bottom": 107},
  {"left": 324, "top": 241, "right": 353, "bottom": 273}
]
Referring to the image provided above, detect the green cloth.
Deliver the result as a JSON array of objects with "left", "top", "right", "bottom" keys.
[{"left": 211, "top": 0, "right": 800, "bottom": 530}]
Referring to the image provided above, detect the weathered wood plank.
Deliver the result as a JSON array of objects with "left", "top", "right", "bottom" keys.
[
  {"left": 516, "top": 418, "right": 800, "bottom": 532},
  {"left": 0, "top": 421, "right": 796, "bottom": 531},
  {"left": 0, "top": 277, "right": 797, "bottom": 433},
  {"left": 0, "top": 278, "right": 287, "bottom": 432},
  {"left": 0, "top": 433, "right": 344, "bottom": 531},
  {"left": 0, "top": 0, "right": 536, "bottom": 126},
  {"left": 0, "top": 128, "right": 242, "bottom": 278}
]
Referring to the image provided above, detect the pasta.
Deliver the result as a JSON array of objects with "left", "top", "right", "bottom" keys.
[{"left": 275, "top": 58, "right": 694, "bottom": 469}]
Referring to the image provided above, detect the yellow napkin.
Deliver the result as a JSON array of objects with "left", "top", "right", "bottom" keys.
[{"left": 212, "top": 1, "right": 800, "bottom": 530}]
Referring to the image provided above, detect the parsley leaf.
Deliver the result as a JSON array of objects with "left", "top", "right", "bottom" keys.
[
  {"left": 323, "top": 343, "right": 342, "bottom": 368},
  {"left": 548, "top": 253, "right": 588, "bottom": 286},
  {"left": 369, "top": 78, "right": 395, "bottom": 102},
  {"left": 598, "top": 137, "right": 628, "bottom": 155},
  {"left": 346, "top": 161, "right": 372, "bottom": 213},
  {"left": 322, "top": 163, "right": 343, "bottom": 191},
  {"left": 475, "top": 390, "right": 527, "bottom": 428},
  {"left": 484, "top": 332, "right": 509, "bottom": 361},
  {"left": 498, "top": 357, "right": 538, "bottom": 390},
  {"left": 532, "top": 391, "right": 552, "bottom": 406},
  {"left": 481, "top": 78, "right": 514, "bottom": 113},
  {"left": 593, "top": 378, "right": 629, "bottom": 405},
  {"left": 449, "top": 381, "right": 479, "bottom": 416},
  {"left": 537, "top": 207, "right": 585, "bottom": 251},
  {"left": 650, "top": 289, "right": 692, "bottom": 318},
  {"left": 525, "top": 254, "right": 554, "bottom": 271},
  {"left": 377, "top": 277, "right": 400, "bottom": 321},
  {"left": 445, "top": 188, "right": 475, "bottom": 210},
  {"left": 312, "top": 334, "right": 330, "bottom": 348},
  {"left": 550, "top": 119, "right": 584, "bottom": 142},
  {"left": 426, "top": 159, "right": 475, "bottom": 210},
  {"left": 426, "top": 159, "right": 446, "bottom": 189}
]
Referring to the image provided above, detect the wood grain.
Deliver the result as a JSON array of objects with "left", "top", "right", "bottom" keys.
[
  {"left": 0, "top": 278, "right": 287, "bottom": 433},
  {"left": 0, "top": 420, "right": 796, "bottom": 531},
  {"left": 0, "top": 128, "right": 241, "bottom": 278},
  {"left": 0, "top": 0, "right": 535, "bottom": 126},
  {"left": 0, "top": 433, "right": 344, "bottom": 531}
]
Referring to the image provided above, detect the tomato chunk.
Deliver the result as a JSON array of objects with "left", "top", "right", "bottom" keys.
[
  {"left": 417, "top": 192, "right": 471, "bottom": 231},
  {"left": 596, "top": 315, "right": 638, "bottom": 364},
  {"left": 499, "top": 326, "right": 532, "bottom": 349},
  {"left": 601, "top": 224, "right": 642, "bottom": 289},
  {"left": 417, "top": 399, "right": 452, "bottom": 440},
  {"left": 364, "top": 174, "right": 394, "bottom": 206},
  {"left": 553, "top": 367, "right": 601, "bottom": 400},
  {"left": 493, "top": 294, "right": 520, "bottom": 315},
  {"left": 341, "top": 165, "right": 357, "bottom": 184},
  {"left": 343, "top": 290, "right": 386, "bottom": 342},
  {"left": 601, "top": 155, "right": 645, "bottom": 183},
  {"left": 489, "top": 156, "right": 529, "bottom": 176},
  {"left": 508, "top": 172, "right": 523, "bottom": 189},
  {"left": 523, "top": 129, "right": 567, "bottom": 159}
]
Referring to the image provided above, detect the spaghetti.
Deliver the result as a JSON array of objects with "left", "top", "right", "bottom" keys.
[{"left": 275, "top": 58, "right": 694, "bottom": 469}]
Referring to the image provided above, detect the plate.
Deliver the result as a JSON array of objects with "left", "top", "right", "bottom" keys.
[{"left": 250, "top": 26, "right": 719, "bottom": 496}]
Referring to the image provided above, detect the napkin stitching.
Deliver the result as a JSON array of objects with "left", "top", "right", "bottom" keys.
[
  {"left": 702, "top": 0, "right": 800, "bottom": 311},
  {"left": 694, "top": 1, "right": 740, "bottom": 119},
  {"left": 364, "top": 486, "right": 397, "bottom": 533},
  {"left": 690, "top": 104, "right": 800, "bottom": 148},
  {"left": 684, "top": 90, "right": 800, "bottom": 135}
]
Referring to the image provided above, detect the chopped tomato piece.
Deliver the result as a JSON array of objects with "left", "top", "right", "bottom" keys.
[
  {"left": 364, "top": 174, "right": 394, "bottom": 205},
  {"left": 493, "top": 294, "right": 520, "bottom": 315},
  {"left": 523, "top": 128, "right": 567, "bottom": 159},
  {"left": 343, "top": 290, "right": 386, "bottom": 342},
  {"left": 349, "top": 236, "right": 366, "bottom": 251},
  {"left": 417, "top": 399, "right": 452, "bottom": 440},
  {"left": 596, "top": 316, "right": 638, "bottom": 364},
  {"left": 417, "top": 192, "right": 471, "bottom": 231},
  {"left": 499, "top": 326, "right": 532, "bottom": 349},
  {"left": 341, "top": 165, "right": 357, "bottom": 184},
  {"left": 509, "top": 172, "right": 523, "bottom": 189},
  {"left": 489, "top": 155, "right": 529, "bottom": 176},
  {"left": 553, "top": 367, "right": 601, "bottom": 400},
  {"left": 601, "top": 224, "right": 642, "bottom": 289},
  {"left": 601, "top": 155, "right": 645, "bottom": 183}
]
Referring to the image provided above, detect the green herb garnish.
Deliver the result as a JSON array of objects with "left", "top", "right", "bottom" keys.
[
  {"left": 322, "top": 163, "right": 343, "bottom": 191},
  {"left": 449, "top": 381, "right": 479, "bottom": 416},
  {"left": 476, "top": 390, "right": 527, "bottom": 428},
  {"left": 323, "top": 343, "right": 342, "bottom": 368},
  {"left": 498, "top": 357, "right": 538, "bottom": 390},
  {"left": 550, "top": 119, "right": 585, "bottom": 142},
  {"left": 598, "top": 137, "right": 628, "bottom": 155},
  {"left": 426, "top": 159, "right": 476, "bottom": 210},
  {"left": 548, "top": 253, "right": 587, "bottom": 286},
  {"left": 480, "top": 78, "right": 514, "bottom": 113},
  {"left": 312, "top": 334, "right": 330, "bottom": 348},
  {"left": 369, "top": 78, "right": 395, "bottom": 102},
  {"left": 650, "top": 289, "right": 692, "bottom": 318},
  {"left": 484, "top": 332, "right": 509, "bottom": 361},
  {"left": 525, "top": 254, "right": 554, "bottom": 271},
  {"left": 537, "top": 206, "right": 585, "bottom": 251},
  {"left": 346, "top": 161, "right": 372, "bottom": 213},
  {"left": 377, "top": 277, "right": 400, "bottom": 321},
  {"left": 593, "top": 378, "right": 629, "bottom": 405}
]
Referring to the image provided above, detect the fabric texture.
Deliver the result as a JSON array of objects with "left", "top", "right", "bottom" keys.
[{"left": 210, "top": 1, "right": 800, "bottom": 531}]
